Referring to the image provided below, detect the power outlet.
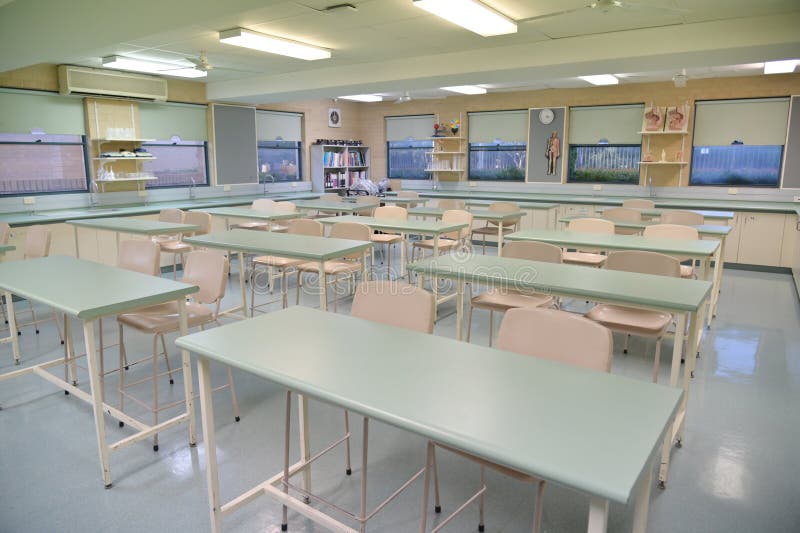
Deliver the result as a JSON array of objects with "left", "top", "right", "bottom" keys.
[
  {"left": 469, "top": 182, "right": 477, "bottom": 188},
  {"left": 793, "top": 196, "right": 800, "bottom": 202},
  {"left": 223, "top": 185, "right": 232, "bottom": 192},
  {"left": 22, "top": 196, "right": 35, "bottom": 205},
  {"left": 137, "top": 190, "right": 148, "bottom": 198},
  {"left": 592, "top": 184, "right": 602, "bottom": 191},
  {"left": 291, "top": 182, "right": 298, "bottom": 188},
  {"left": 728, "top": 188, "right": 738, "bottom": 195}
]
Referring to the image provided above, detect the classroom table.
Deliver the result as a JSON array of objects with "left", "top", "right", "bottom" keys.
[
  {"left": 553, "top": 219, "right": 731, "bottom": 325},
  {"left": 0, "top": 256, "right": 198, "bottom": 487},
  {"left": 379, "top": 196, "right": 425, "bottom": 208},
  {"left": 177, "top": 306, "right": 683, "bottom": 533},
  {"left": 183, "top": 229, "right": 373, "bottom": 318},
  {"left": 593, "top": 206, "right": 734, "bottom": 223},
  {"left": 67, "top": 217, "right": 200, "bottom": 259},
  {"left": 0, "top": 244, "right": 13, "bottom": 255},
  {"left": 292, "top": 200, "right": 376, "bottom": 216},
  {"left": 193, "top": 206, "right": 301, "bottom": 229},
  {"left": 408, "top": 207, "right": 526, "bottom": 254},
  {"left": 464, "top": 199, "right": 561, "bottom": 209},
  {"left": 407, "top": 252, "right": 711, "bottom": 488}
]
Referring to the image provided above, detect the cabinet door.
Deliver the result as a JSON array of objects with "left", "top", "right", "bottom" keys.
[
  {"left": 780, "top": 215, "right": 798, "bottom": 268},
  {"left": 723, "top": 213, "right": 743, "bottom": 263},
  {"left": 736, "top": 213, "right": 785, "bottom": 266},
  {"left": 793, "top": 216, "right": 800, "bottom": 298}
]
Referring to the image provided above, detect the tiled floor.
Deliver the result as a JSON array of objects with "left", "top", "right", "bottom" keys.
[{"left": 1, "top": 254, "right": 799, "bottom": 532}]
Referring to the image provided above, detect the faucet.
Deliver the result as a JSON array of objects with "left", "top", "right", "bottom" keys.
[
  {"left": 90, "top": 181, "right": 99, "bottom": 208},
  {"left": 262, "top": 174, "right": 276, "bottom": 195},
  {"left": 189, "top": 177, "right": 197, "bottom": 200},
  {"left": 648, "top": 175, "right": 656, "bottom": 198}
]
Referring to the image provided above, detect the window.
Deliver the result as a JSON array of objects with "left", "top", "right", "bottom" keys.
[
  {"left": 0, "top": 133, "right": 89, "bottom": 194},
  {"left": 386, "top": 115, "right": 434, "bottom": 179},
  {"left": 467, "top": 110, "right": 527, "bottom": 181},
  {"left": 567, "top": 104, "right": 643, "bottom": 184},
  {"left": 257, "top": 140, "right": 302, "bottom": 182},
  {"left": 256, "top": 111, "right": 303, "bottom": 182},
  {"left": 141, "top": 140, "right": 209, "bottom": 188},
  {"left": 690, "top": 98, "right": 789, "bottom": 187}
]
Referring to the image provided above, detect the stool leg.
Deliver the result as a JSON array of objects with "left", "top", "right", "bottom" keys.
[
  {"left": 624, "top": 333, "right": 630, "bottom": 354},
  {"left": 160, "top": 333, "right": 173, "bottom": 385},
  {"left": 532, "top": 480, "right": 545, "bottom": 533},
  {"left": 152, "top": 335, "right": 160, "bottom": 452},
  {"left": 653, "top": 338, "right": 663, "bottom": 384},
  {"left": 227, "top": 367, "right": 240, "bottom": 422},
  {"left": 281, "top": 391, "right": 292, "bottom": 531},
  {"left": 296, "top": 272, "right": 302, "bottom": 306},
  {"left": 489, "top": 310, "right": 494, "bottom": 347},
  {"left": 478, "top": 465, "right": 486, "bottom": 532},
  {"left": 172, "top": 253, "right": 178, "bottom": 279},
  {"left": 466, "top": 305, "right": 474, "bottom": 343},
  {"left": 344, "top": 410, "right": 353, "bottom": 475},
  {"left": 281, "top": 270, "right": 289, "bottom": 309},
  {"left": 359, "top": 417, "right": 369, "bottom": 533},
  {"left": 432, "top": 444, "right": 441, "bottom": 513},
  {"left": 118, "top": 323, "right": 126, "bottom": 427}
]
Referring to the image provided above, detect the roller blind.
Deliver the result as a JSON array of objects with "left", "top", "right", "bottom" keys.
[
  {"left": 0, "top": 90, "right": 85, "bottom": 135},
  {"left": 386, "top": 115, "right": 434, "bottom": 141},
  {"left": 468, "top": 110, "right": 527, "bottom": 143},
  {"left": 256, "top": 110, "right": 302, "bottom": 142},
  {"left": 568, "top": 104, "right": 643, "bottom": 144},
  {"left": 139, "top": 102, "right": 208, "bottom": 141},
  {"left": 694, "top": 98, "right": 790, "bottom": 146}
]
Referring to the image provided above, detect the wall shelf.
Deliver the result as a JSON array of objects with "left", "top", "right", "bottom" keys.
[
  {"left": 639, "top": 161, "right": 688, "bottom": 166},
  {"left": 93, "top": 157, "right": 156, "bottom": 161},
  {"left": 638, "top": 130, "right": 688, "bottom": 136}
]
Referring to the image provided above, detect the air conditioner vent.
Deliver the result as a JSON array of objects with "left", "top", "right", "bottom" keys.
[{"left": 58, "top": 65, "right": 168, "bottom": 101}]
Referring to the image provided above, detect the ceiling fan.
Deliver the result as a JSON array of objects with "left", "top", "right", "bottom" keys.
[
  {"left": 393, "top": 90, "right": 443, "bottom": 104},
  {"left": 517, "top": 0, "right": 689, "bottom": 23},
  {"left": 161, "top": 51, "right": 259, "bottom": 75}
]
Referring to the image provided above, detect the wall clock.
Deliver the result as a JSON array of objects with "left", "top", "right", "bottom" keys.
[
  {"left": 538, "top": 108, "right": 555, "bottom": 125},
  {"left": 328, "top": 108, "right": 341, "bottom": 128}
]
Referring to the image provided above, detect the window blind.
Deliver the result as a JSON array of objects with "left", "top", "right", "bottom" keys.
[
  {"left": 386, "top": 115, "right": 434, "bottom": 141},
  {"left": 693, "top": 98, "right": 790, "bottom": 146},
  {"left": 139, "top": 102, "right": 208, "bottom": 141},
  {"left": 256, "top": 110, "right": 302, "bottom": 142},
  {"left": 568, "top": 104, "right": 643, "bottom": 144},
  {"left": 468, "top": 110, "right": 528, "bottom": 143},
  {"left": 0, "top": 89, "right": 85, "bottom": 135}
]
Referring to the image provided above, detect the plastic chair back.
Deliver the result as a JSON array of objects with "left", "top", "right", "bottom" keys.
[
  {"left": 502, "top": 240, "right": 562, "bottom": 263},
  {"left": 252, "top": 199, "right": 276, "bottom": 212},
  {"left": 184, "top": 211, "right": 212, "bottom": 236},
  {"left": 603, "top": 207, "right": 642, "bottom": 222},
  {"left": 605, "top": 250, "right": 680, "bottom": 277},
  {"left": 567, "top": 218, "right": 615, "bottom": 234},
  {"left": 660, "top": 210, "right": 704, "bottom": 226},
  {"left": 497, "top": 307, "right": 613, "bottom": 372},
  {"left": 117, "top": 240, "right": 160, "bottom": 276},
  {"left": 352, "top": 280, "right": 435, "bottom": 334},
  {"left": 23, "top": 225, "right": 51, "bottom": 259},
  {"left": 438, "top": 199, "right": 465, "bottom": 210},
  {"left": 442, "top": 209, "right": 473, "bottom": 241},
  {"left": 158, "top": 209, "right": 184, "bottom": 223},
  {"left": 622, "top": 199, "right": 655, "bottom": 209},
  {"left": 288, "top": 218, "right": 324, "bottom": 237},
  {"left": 182, "top": 251, "right": 229, "bottom": 305},
  {"left": 643, "top": 224, "right": 699, "bottom": 241}
]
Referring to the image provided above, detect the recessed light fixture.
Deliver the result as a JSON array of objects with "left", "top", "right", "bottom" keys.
[
  {"left": 441, "top": 85, "right": 487, "bottom": 95},
  {"left": 339, "top": 94, "right": 383, "bottom": 102},
  {"left": 413, "top": 0, "right": 517, "bottom": 37},
  {"left": 764, "top": 59, "right": 797, "bottom": 74},
  {"left": 102, "top": 55, "right": 207, "bottom": 78},
  {"left": 219, "top": 28, "right": 331, "bottom": 60},
  {"left": 579, "top": 74, "right": 619, "bottom": 86}
]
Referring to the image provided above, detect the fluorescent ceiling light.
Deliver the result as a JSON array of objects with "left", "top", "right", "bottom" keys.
[
  {"left": 579, "top": 74, "right": 619, "bottom": 86},
  {"left": 219, "top": 28, "right": 331, "bottom": 60},
  {"left": 441, "top": 85, "right": 487, "bottom": 95},
  {"left": 339, "top": 94, "right": 383, "bottom": 102},
  {"left": 764, "top": 60, "right": 797, "bottom": 74},
  {"left": 102, "top": 55, "right": 207, "bottom": 78},
  {"left": 413, "top": 0, "right": 517, "bottom": 37}
]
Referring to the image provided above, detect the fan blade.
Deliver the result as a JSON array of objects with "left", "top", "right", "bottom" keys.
[
  {"left": 615, "top": 1, "right": 690, "bottom": 13},
  {"left": 517, "top": 4, "right": 593, "bottom": 23}
]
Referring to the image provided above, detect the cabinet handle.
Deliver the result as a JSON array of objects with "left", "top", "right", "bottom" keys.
[{"left": 796, "top": 220, "right": 800, "bottom": 231}]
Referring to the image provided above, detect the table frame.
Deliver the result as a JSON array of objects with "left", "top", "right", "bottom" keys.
[{"left": 67, "top": 217, "right": 200, "bottom": 260}]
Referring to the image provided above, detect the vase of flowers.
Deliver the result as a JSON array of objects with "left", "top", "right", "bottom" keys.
[
  {"left": 433, "top": 123, "right": 442, "bottom": 137},
  {"left": 449, "top": 118, "right": 460, "bottom": 136}
]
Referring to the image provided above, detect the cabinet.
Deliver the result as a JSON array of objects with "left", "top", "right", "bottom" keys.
[
  {"left": 735, "top": 212, "right": 786, "bottom": 267},
  {"left": 793, "top": 215, "right": 800, "bottom": 298},
  {"left": 310, "top": 144, "right": 370, "bottom": 192},
  {"left": 426, "top": 136, "right": 465, "bottom": 183},
  {"left": 639, "top": 130, "right": 689, "bottom": 187}
]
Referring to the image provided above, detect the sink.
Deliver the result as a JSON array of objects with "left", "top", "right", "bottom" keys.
[{"left": 38, "top": 208, "right": 122, "bottom": 218}]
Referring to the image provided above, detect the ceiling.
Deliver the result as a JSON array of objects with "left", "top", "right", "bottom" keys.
[{"left": 1, "top": 0, "right": 799, "bottom": 103}]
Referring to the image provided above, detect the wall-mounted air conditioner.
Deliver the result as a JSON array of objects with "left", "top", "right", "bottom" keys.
[{"left": 58, "top": 65, "right": 168, "bottom": 101}]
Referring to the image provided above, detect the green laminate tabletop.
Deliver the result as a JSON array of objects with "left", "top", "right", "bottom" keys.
[
  {"left": 409, "top": 253, "right": 712, "bottom": 312},
  {"left": 183, "top": 229, "right": 372, "bottom": 261},
  {"left": 293, "top": 200, "right": 375, "bottom": 213},
  {"left": 464, "top": 200, "right": 560, "bottom": 210},
  {"left": 176, "top": 306, "right": 681, "bottom": 504},
  {"left": 317, "top": 215, "right": 468, "bottom": 235},
  {"left": 379, "top": 197, "right": 425, "bottom": 205},
  {"left": 409, "top": 207, "right": 527, "bottom": 221},
  {"left": 66, "top": 217, "right": 200, "bottom": 235},
  {"left": 594, "top": 206, "right": 734, "bottom": 220},
  {"left": 194, "top": 206, "right": 301, "bottom": 221},
  {"left": 0, "top": 255, "right": 197, "bottom": 320},
  {"left": 557, "top": 217, "right": 732, "bottom": 237},
  {"left": 0, "top": 244, "right": 14, "bottom": 254},
  {"left": 508, "top": 228, "right": 719, "bottom": 257}
]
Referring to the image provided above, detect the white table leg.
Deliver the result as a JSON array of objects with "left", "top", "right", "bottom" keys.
[
  {"left": 197, "top": 355, "right": 223, "bottom": 533},
  {"left": 319, "top": 260, "right": 327, "bottom": 312},
  {"left": 497, "top": 223, "right": 504, "bottom": 256},
  {"left": 4, "top": 290, "right": 20, "bottom": 365},
  {"left": 456, "top": 278, "right": 465, "bottom": 341},
  {"left": 432, "top": 235, "right": 439, "bottom": 321},
  {"left": 587, "top": 497, "right": 609, "bottom": 533},
  {"left": 660, "top": 311, "right": 687, "bottom": 486},
  {"left": 82, "top": 319, "right": 113, "bottom": 487},
  {"left": 400, "top": 233, "right": 407, "bottom": 279},
  {"left": 709, "top": 240, "right": 723, "bottom": 326},
  {"left": 73, "top": 226, "right": 81, "bottom": 258},
  {"left": 298, "top": 394, "right": 312, "bottom": 500},
  {"left": 238, "top": 252, "right": 248, "bottom": 318},
  {"left": 178, "top": 297, "right": 197, "bottom": 445},
  {"left": 632, "top": 465, "right": 653, "bottom": 533}
]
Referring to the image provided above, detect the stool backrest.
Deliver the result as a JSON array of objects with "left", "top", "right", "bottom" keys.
[
  {"left": 159, "top": 209, "right": 184, "bottom": 223},
  {"left": 643, "top": 223, "right": 699, "bottom": 241},
  {"left": 438, "top": 199, "right": 465, "bottom": 210},
  {"left": 502, "top": 240, "right": 562, "bottom": 263},
  {"left": 182, "top": 251, "right": 229, "bottom": 306},
  {"left": 567, "top": 218, "right": 615, "bottom": 234},
  {"left": 287, "top": 218, "right": 324, "bottom": 237},
  {"left": 183, "top": 211, "right": 212, "bottom": 236},
  {"left": 603, "top": 207, "right": 642, "bottom": 222},
  {"left": 0, "top": 222, "right": 10, "bottom": 245},
  {"left": 442, "top": 209, "right": 473, "bottom": 241},
  {"left": 622, "top": 199, "right": 655, "bottom": 209},
  {"left": 660, "top": 210, "right": 704, "bottom": 226},
  {"left": 252, "top": 199, "right": 276, "bottom": 212}
]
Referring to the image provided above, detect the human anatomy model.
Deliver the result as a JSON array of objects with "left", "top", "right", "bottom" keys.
[{"left": 546, "top": 131, "right": 560, "bottom": 176}]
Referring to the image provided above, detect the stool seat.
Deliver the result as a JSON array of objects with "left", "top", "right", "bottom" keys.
[{"left": 117, "top": 301, "right": 212, "bottom": 334}]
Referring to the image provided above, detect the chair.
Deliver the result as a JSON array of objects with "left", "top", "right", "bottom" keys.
[
  {"left": 424, "top": 307, "right": 613, "bottom": 533},
  {"left": 313, "top": 194, "right": 344, "bottom": 218},
  {"left": 585, "top": 250, "right": 680, "bottom": 383},
  {"left": 295, "top": 222, "right": 371, "bottom": 312},
  {"left": 320, "top": 193, "right": 341, "bottom": 202},
  {"left": 437, "top": 199, "right": 465, "bottom": 210},
  {"left": 355, "top": 195, "right": 380, "bottom": 216},
  {"left": 370, "top": 205, "right": 407, "bottom": 279},
  {"left": 412, "top": 209, "right": 473, "bottom": 261},
  {"left": 622, "top": 199, "right": 655, "bottom": 209},
  {"left": 151, "top": 209, "right": 185, "bottom": 246},
  {"left": 0, "top": 221, "right": 10, "bottom": 245},
  {"left": 251, "top": 219, "right": 323, "bottom": 313},
  {"left": 470, "top": 201, "right": 522, "bottom": 254},
  {"left": 603, "top": 207, "right": 642, "bottom": 235},
  {"left": 159, "top": 211, "right": 212, "bottom": 278},
  {"left": 397, "top": 190, "right": 421, "bottom": 208},
  {"left": 561, "top": 218, "right": 615, "bottom": 267},
  {"left": 660, "top": 210, "right": 704, "bottom": 226},
  {"left": 233, "top": 199, "right": 276, "bottom": 231},
  {"left": 13, "top": 225, "right": 58, "bottom": 339},
  {"left": 279, "top": 280, "right": 434, "bottom": 532},
  {"left": 467, "top": 241, "right": 562, "bottom": 346},
  {"left": 117, "top": 251, "right": 239, "bottom": 450},
  {"left": 267, "top": 201, "right": 297, "bottom": 233},
  {"left": 643, "top": 223, "right": 700, "bottom": 278}
]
